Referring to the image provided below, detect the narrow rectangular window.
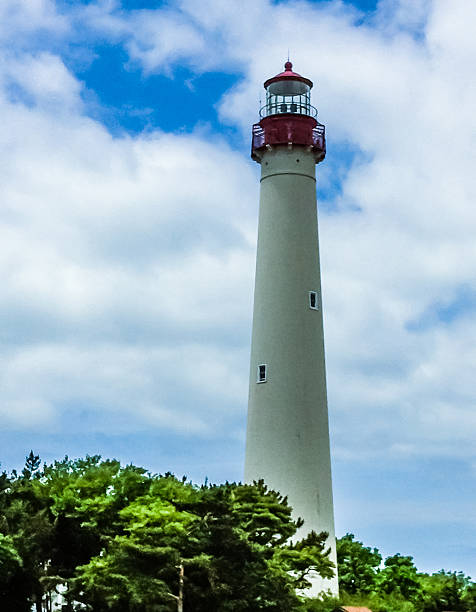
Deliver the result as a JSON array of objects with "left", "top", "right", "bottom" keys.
[
  {"left": 257, "top": 364, "right": 267, "bottom": 383},
  {"left": 309, "top": 290, "right": 319, "bottom": 310}
]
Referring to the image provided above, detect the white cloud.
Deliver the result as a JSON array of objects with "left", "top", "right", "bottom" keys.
[
  {"left": 0, "top": 44, "right": 256, "bottom": 440},
  {"left": 0, "top": 0, "right": 69, "bottom": 45},
  {"left": 1, "top": 52, "right": 83, "bottom": 111},
  {"left": 0, "top": 0, "right": 475, "bottom": 479},
  {"left": 0, "top": 342, "right": 247, "bottom": 435},
  {"left": 126, "top": 11, "right": 207, "bottom": 74},
  {"left": 375, "top": 0, "right": 432, "bottom": 33}
]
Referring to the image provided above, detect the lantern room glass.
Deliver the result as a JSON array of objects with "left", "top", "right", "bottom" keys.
[{"left": 261, "top": 79, "right": 316, "bottom": 118}]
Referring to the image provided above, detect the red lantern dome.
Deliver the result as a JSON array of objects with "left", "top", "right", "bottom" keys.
[{"left": 263, "top": 61, "right": 313, "bottom": 90}]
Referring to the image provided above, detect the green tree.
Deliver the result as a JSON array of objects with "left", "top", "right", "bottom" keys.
[
  {"left": 194, "top": 481, "right": 335, "bottom": 609},
  {"left": 378, "top": 554, "right": 422, "bottom": 602},
  {"left": 36, "top": 455, "right": 152, "bottom": 609},
  {"left": 0, "top": 453, "right": 56, "bottom": 611},
  {"left": 22, "top": 450, "right": 41, "bottom": 480},
  {"left": 72, "top": 474, "right": 203, "bottom": 611},
  {"left": 72, "top": 477, "right": 335, "bottom": 611},
  {"left": 1, "top": 453, "right": 152, "bottom": 610},
  {"left": 0, "top": 533, "right": 27, "bottom": 610},
  {"left": 336, "top": 533, "right": 382, "bottom": 594},
  {"left": 463, "top": 580, "right": 476, "bottom": 611},
  {"left": 419, "top": 570, "right": 475, "bottom": 612}
]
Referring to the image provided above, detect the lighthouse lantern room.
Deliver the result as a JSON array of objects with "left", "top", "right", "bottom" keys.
[{"left": 252, "top": 61, "right": 326, "bottom": 162}]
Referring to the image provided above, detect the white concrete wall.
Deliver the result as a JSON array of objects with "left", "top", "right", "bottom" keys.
[{"left": 245, "top": 146, "right": 338, "bottom": 596}]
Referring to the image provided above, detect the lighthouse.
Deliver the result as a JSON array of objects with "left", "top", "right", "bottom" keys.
[{"left": 244, "top": 61, "right": 338, "bottom": 595}]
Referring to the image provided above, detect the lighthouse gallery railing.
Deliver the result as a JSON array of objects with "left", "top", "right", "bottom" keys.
[{"left": 251, "top": 121, "right": 326, "bottom": 152}]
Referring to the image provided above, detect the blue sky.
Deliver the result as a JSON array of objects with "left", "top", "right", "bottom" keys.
[{"left": 1, "top": 0, "right": 475, "bottom": 578}]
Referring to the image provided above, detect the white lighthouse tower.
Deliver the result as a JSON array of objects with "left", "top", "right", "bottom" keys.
[{"left": 245, "top": 61, "right": 338, "bottom": 595}]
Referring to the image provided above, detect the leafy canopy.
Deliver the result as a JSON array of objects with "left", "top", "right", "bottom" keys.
[{"left": 0, "top": 453, "right": 335, "bottom": 611}]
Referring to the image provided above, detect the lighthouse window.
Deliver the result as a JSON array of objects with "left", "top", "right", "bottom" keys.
[
  {"left": 257, "top": 364, "right": 267, "bottom": 383},
  {"left": 309, "top": 291, "right": 319, "bottom": 310}
]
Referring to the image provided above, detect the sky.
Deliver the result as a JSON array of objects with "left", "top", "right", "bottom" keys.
[{"left": 1, "top": 0, "right": 475, "bottom": 578}]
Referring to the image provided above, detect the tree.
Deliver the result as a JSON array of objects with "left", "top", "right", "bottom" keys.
[
  {"left": 463, "top": 580, "right": 476, "bottom": 611},
  {"left": 71, "top": 477, "right": 335, "bottom": 611},
  {"left": 336, "top": 533, "right": 382, "bottom": 594},
  {"left": 0, "top": 533, "right": 28, "bottom": 610},
  {"left": 0, "top": 453, "right": 56, "bottom": 611},
  {"left": 18, "top": 454, "right": 476, "bottom": 612},
  {"left": 0, "top": 453, "right": 152, "bottom": 610},
  {"left": 22, "top": 451, "right": 41, "bottom": 480},
  {"left": 378, "top": 554, "right": 422, "bottom": 602},
  {"left": 418, "top": 570, "right": 475, "bottom": 612},
  {"left": 72, "top": 474, "right": 203, "bottom": 611},
  {"left": 191, "top": 481, "right": 335, "bottom": 609}
]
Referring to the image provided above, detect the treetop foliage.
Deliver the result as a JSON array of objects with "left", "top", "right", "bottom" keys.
[
  {"left": 1, "top": 453, "right": 474, "bottom": 612},
  {"left": 316, "top": 533, "right": 476, "bottom": 612},
  {"left": 0, "top": 452, "right": 335, "bottom": 611}
]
